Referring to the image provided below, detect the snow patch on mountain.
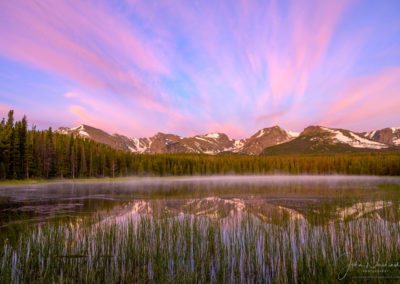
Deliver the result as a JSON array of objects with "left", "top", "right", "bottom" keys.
[
  {"left": 57, "top": 127, "right": 70, "bottom": 135},
  {"left": 349, "top": 133, "right": 388, "bottom": 149},
  {"left": 391, "top": 127, "right": 400, "bottom": 132},
  {"left": 68, "top": 125, "right": 90, "bottom": 138},
  {"left": 321, "top": 127, "right": 388, "bottom": 149},
  {"left": 222, "top": 139, "right": 245, "bottom": 153},
  {"left": 233, "top": 140, "right": 244, "bottom": 149},
  {"left": 195, "top": 136, "right": 209, "bottom": 142},
  {"left": 363, "top": 127, "right": 400, "bottom": 146},
  {"left": 78, "top": 130, "right": 89, "bottom": 137},
  {"left": 365, "top": 130, "right": 376, "bottom": 139},
  {"left": 205, "top": 133, "right": 220, "bottom": 139},
  {"left": 130, "top": 138, "right": 149, "bottom": 153},
  {"left": 203, "top": 150, "right": 218, "bottom": 155},
  {"left": 70, "top": 125, "right": 84, "bottom": 131},
  {"left": 256, "top": 129, "right": 265, "bottom": 138},
  {"left": 234, "top": 140, "right": 244, "bottom": 146},
  {"left": 285, "top": 130, "right": 299, "bottom": 138}
]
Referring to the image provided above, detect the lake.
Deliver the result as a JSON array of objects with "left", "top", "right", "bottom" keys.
[{"left": 1, "top": 176, "right": 400, "bottom": 282}]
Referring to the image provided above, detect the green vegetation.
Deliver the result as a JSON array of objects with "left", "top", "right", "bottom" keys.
[
  {"left": 1, "top": 110, "right": 400, "bottom": 181},
  {"left": 0, "top": 176, "right": 153, "bottom": 185},
  {"left": 379, "top": 183, "right": 400, "bottom": 191},
  {"left": 1, "top": 213, "right": 399, "bottom": 283}
]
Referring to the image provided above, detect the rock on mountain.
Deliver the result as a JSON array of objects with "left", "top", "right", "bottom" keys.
[
  {"left": 55, "top": 125, "right": 299, "bottom": 155},
  {"left": 237, "top": 126, "right": 299, "bottom": 154},
  {"left": 363, "top": 127, "right": 400, "bottom": 146},
  {"left": 56, "top": 124, "right": 395, "bottom": 155},
  {"left": 262, "top": 126, "right": 389, "bottom": 155},
  {"left": 166, "top": 133, "right": 238, "bottom": 154},
  {"left": 56, "top": 125, "right": 137, "bottom": 151},
  {"left": 166, "top": 126, "right": 298, "bottom": 155},
  {"left": 55, "top": 125, "right": 183, "bottom": 153},
  {"left": 131, "top": 133, "right": 183, "bottom": 154}
]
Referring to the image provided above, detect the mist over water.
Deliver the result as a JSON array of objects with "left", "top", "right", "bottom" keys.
[{"left": 1, "top": 175, "right": 400, "bottom": 227}]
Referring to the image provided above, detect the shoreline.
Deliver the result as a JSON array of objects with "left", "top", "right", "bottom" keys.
[
  {"left": 0, "top": 176, "right": 189, "bottom": 186},
  {"left": 1, "top": 174, "right": 400, "bottom": 187}
]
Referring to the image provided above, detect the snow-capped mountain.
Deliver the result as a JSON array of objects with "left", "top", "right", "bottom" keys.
[
  {"left": 55, "top": 124, "right": 398, "bottom": 155},
  {"left": 262, "top": 126, "right": 391, "bottom": 155},
  {"left": 363, "top": 127, "right": 400, "bottom": 146},
  {"left": 307, "top": 126, "right": 388, "bottom": 149},
  {"left": 56, "top": 125, "right": 139, "bottom": 151},
  {"left": 55, "top": 125, "right": 299, "bottom": 155},
  {"left": 167, "top": 132, "right": 237, "bottom": 154}
]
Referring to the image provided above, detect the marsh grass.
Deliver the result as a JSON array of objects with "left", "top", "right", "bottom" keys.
[
  {"left": 1, "top": 212, "right": 400, "bottom": 283},
  {"left": 1, "top": 179, "right": 400, "bottom": 283}
]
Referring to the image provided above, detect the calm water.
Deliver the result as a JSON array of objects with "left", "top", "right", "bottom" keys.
[
  {"left": 1, "top": 175, "right": 400, "bottom": 228},
  {"left": 1, "top": 176, "right": 400, "bottom": 282}
]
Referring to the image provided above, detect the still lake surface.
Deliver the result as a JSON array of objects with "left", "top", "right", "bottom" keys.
[
  {"left": 1, "top": 175, "right": 400, "bottom": 282},
  {"left": 1, "top": 175, "right": 400, "bottom": 228}
]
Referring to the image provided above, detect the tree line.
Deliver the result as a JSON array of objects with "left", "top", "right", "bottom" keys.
[{"left": 0, "top": 110, "right": 399, "bottom": 180}]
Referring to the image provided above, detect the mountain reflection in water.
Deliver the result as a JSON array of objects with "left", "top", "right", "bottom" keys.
[{"left": 1, "top": 175, "right": 399, "bottom": 229}]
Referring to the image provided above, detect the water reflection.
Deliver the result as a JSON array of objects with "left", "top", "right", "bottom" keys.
[{"left": 0, "top": 175, "right": 399, "bottom": 228}]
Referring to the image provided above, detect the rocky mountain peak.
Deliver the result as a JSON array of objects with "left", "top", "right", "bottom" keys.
[
  {"left": 55, "top": 123, "right": 397, "bottom": 155},
  {"left": 301, "top": 125, "right": 326, "bottom": 135},
  {"left": 363, "top": 127, "right": 400, "bottom": 146},
  {"left": 239, "top": 126, "right": 297, "bottom": 155}
]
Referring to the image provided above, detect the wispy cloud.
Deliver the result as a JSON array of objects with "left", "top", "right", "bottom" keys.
[
  {"left": 319, "top": 67, "right": 400, "bottom": 130},
  {"left": 0, "top": 0, "right": 399, "bottom": 138}
]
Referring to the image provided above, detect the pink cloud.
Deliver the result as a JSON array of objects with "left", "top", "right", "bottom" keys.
[
  {"left": 1, "top": 0, "right": 397, "bottom": 138},
  {"left": 319, "top": 67, "right": 400, "bottom": 130},
  {"left": 68, "top": 104, "right": 140, "bottom": 136},
  {"left": 263, "top": 0, "right": 350, "bottom": 105},
  {"left": 0, "top": 0, "right": 169, "bottom": 106}
]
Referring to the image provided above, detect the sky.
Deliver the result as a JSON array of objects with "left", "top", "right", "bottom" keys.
[{"left": 0, "top": 0, "right": 399, "bottom": 139}]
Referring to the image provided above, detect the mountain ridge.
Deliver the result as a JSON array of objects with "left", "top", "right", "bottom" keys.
[
  {"left": 262, "top": 125, "right": 398, "bottom": 155},
  {"left": 55, "top": 124, "right": 299, "bottom": 154},
  {"left": 55, "top": 124, "right": 399, "bottom": 155}
]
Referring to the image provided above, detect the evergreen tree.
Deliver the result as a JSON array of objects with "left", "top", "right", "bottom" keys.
[
  {"left": 20, "top": 116, "right": 28, "bottom": 179},
  {"left": 0, "top": 118, "right": 6, "bottom": 179},
  {"left": 79, "top": 142, "right": 87, "bottom": 177},
  {"left": 69, "top": 135, "right": 76, "bottom": 179},
  {"left": 12, "top": 121, "right": 21, "bottom": 179},
  {"left": 4, "top": 110, "right": 14, "bottom": 179}
]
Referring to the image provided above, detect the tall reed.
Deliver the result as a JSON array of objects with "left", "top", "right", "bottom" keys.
[{"left": 1, "top": 212, "right": 399, "bottom": 283}]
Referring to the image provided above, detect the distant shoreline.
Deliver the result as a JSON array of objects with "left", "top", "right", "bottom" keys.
[
  {"left": 1, "top": 174, "right": 400, "bottom": 187},
  {"left": 0, "top": 176, "right": 185, "bottom": 186}
]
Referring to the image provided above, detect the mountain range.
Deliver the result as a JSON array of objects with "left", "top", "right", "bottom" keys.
[{"left": 55, "top": 124, "right": 400, "bottom": 155}]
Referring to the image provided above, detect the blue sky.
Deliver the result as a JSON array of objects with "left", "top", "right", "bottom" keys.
[{"left": 0, "top": 0, "right": 399, "bottom": 138}]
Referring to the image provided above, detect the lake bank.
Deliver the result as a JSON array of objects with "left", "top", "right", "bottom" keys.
[{"left": 1, "top": 173, "right": 400, "bottom": 188}]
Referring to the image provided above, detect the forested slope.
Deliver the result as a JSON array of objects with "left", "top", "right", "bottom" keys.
[{"left": 1, "top": 110, "right": 400, "bottom": 180}]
